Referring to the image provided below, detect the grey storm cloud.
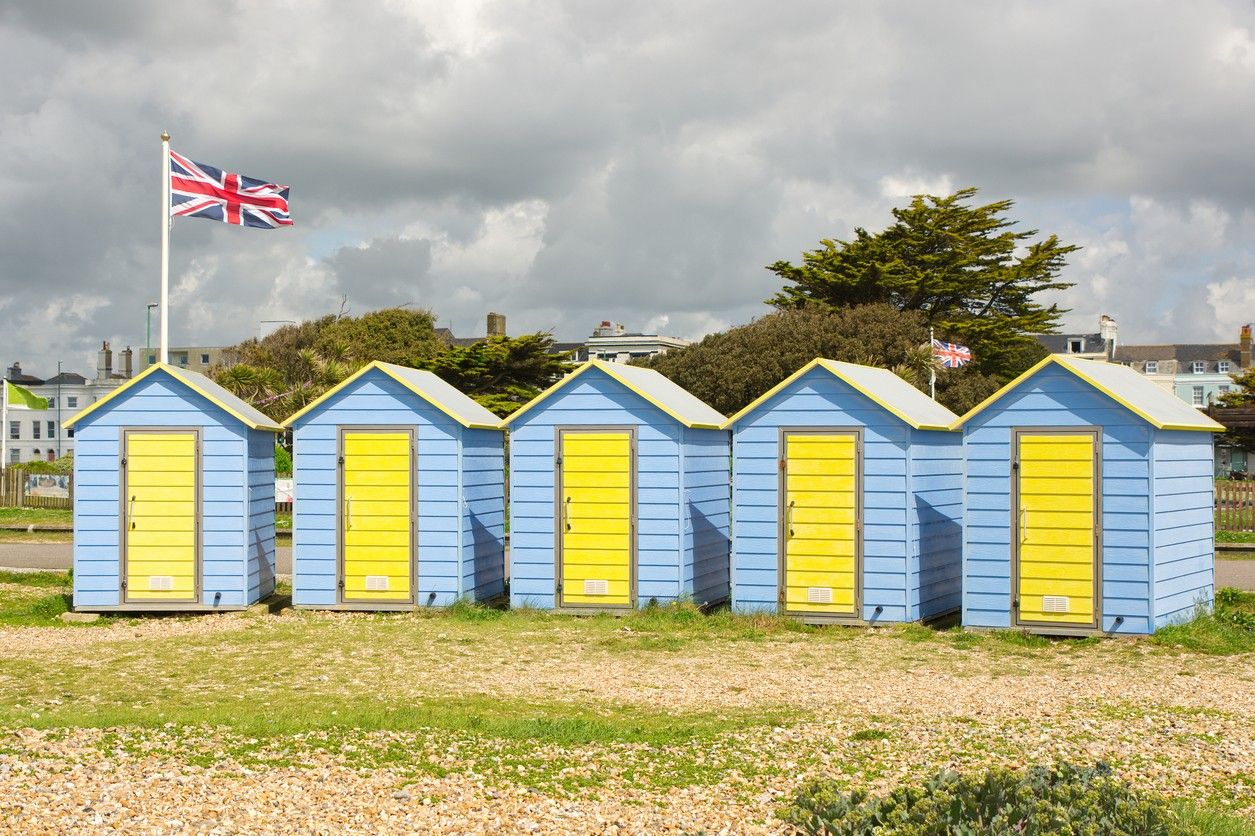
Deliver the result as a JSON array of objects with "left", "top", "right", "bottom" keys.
[{"left": 2, "top": 0, "right": 1255, "bottom": 377}]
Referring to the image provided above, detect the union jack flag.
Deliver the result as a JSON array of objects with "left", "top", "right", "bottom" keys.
[
  {"left": 169, "top": 150, "right": 293, "bottom": 228},
  {"left": 932, "top": 338, "right": 973, "bottom": 368}
]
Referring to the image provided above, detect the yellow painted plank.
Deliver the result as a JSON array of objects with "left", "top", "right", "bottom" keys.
[
  {"left": 562, "top": 431, "right": 632, "bottom": 606},
  {"left": 126, "top": 432, "right": 197, "bottom": 602},
  {"left": 342, "top": 432, "right": 412, "bottom": 603},
  {"left": 1017, "top": 434, "right": 1095, "bottom": 624},
  {"left": 784, "top": 433, "right": 857, "bottom": 615}
]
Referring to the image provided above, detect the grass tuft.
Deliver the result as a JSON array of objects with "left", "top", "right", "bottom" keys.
[{"left": 1151, "top": 588, "right": 1255, "bottom": 655}]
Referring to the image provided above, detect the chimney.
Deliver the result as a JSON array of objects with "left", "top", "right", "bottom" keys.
[
  {"left": 5, "top": 362, "right": 19, "bottom": 380},
  {"left": 120, "top": 346, "right": 134, "bottom": 379},
  {"left": 1099, "top": 314, "right": 1118, "bottom": 360},
  {"left": 487, "top": 312, "right": 506, "bottom": 338},
  {"left": 97, "top": 340, "right": 112, "bottom": 381},
  {"left": 1242, "top": 324, "right": 1252, "bottom": 370}
]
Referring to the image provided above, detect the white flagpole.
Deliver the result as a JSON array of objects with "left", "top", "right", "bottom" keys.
[
  {"left": 160, "top": 131, "right": 171, "bottom": 365},
  {"left": 929, "top": 326, "right": 937, "bottom": 401}
]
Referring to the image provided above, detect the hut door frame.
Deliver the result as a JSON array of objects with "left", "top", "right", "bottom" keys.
[
  {"left": 1011, "top": 426, "right": 1103, "bottom": 633},
  {"left": 777, "top": 426, "right": 864, "bottom": 622},
  {"left": 119, "top": 426, "right": 203, "bottom": 605},
  {"left": 554, "top": 425, "right": 638, "bottom": 611},
  {"left": 336, "top": 425, "right": 418, "bottom": 606}
]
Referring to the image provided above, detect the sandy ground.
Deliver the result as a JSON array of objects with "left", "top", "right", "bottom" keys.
[{"left": 0, "top": 608, "right": 1253, "bottom": 834}]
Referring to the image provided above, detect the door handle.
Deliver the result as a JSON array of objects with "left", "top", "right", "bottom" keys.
[
  {"left": 345, "top": 497, "right": 352, "bottom": 530},
  {"left": 564, "top": 496, "right": 572, "bottom": 531},
  {"left": 129, "top": 495, "right": 136, "bottom": 529},
  {"left": 1019, "top": 506, "right": 1027, "bottom": 543},
  {"left": 787, "top": 499, "right": 796, "bottom": 537}
]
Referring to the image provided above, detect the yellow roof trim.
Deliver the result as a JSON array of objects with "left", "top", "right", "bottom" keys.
[
  {"left": 62, "top": 364, "right": 284, "bottom": 432},
  {"left": 501, "top": 360, "right": 724, "bottom": 429},
  {"left": 721, "top": 358, "right": 957, "bottom": 430},
  {"left": 720, "top": 359, "right": 825, "bottom": 429},
  {"left": 281, "top": 361, "right": 502, "bottom": 429},
  {"left": 949, "top": 355, "right": 1224, "bottom": 432}
]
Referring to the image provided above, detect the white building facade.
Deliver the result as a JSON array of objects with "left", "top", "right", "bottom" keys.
[{"left": 4, "top": 343, "right": 133, "bottom": 465}]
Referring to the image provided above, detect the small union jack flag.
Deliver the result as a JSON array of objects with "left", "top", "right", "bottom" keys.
[
  {"left": 169, "top": 150, "right": 293, "bottom": 228},
  {"left": 932, "top": 338, "right": 973, "bottom": 368}
]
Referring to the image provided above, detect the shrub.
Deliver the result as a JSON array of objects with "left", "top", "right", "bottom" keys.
[
  {"left": 274, "top": 444, "right": 293, "bottom": 476},
  {"left": 781, "top": 763, "right": 1197, "bottom": 835}
]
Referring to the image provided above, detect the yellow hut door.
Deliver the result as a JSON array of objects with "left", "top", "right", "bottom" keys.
[
  {"left": 340, "top": 429, "right": 414, "bottom": 604},
  {"left": 1015, "top": 431, "right": 1099, "bottom": 628},
  {"left": 123, "top": 430, "right": 199, "bottom": 603},
  {"left": 559, "top": 429, "right": 634, "bottom": 607},
  {"left": 781, "top": 431, "right": 860, "bottom": 617}
]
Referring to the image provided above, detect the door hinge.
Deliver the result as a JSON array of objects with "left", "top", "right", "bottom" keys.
[
  {"left": 337, "top": 578, "right": 345, "bottom": 590},
  {"left": 337, "top": 455, "right": 344, "bottom": 465},
  {"left": 778, "top": 459, "right": 786, "bottom": 472},
  {"left": 120, "top": 579, "right": 127, "bottom": 590},
  {"left": 120, "top": 457, "right": 127, "bottom": 467},
  {"left": 1012, "top": 598, "right": 1019, "bottom": 609},
  {"left": 1012, "top": 460, "right": 1019, "bottom": 470}
]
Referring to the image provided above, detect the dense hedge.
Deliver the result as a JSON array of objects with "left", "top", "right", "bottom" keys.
[{"left": 781, "top": 763, "right": 1196, "bottom": 835}]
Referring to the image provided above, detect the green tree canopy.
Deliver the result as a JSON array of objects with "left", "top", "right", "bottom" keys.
[
  {"left": 1217, "top": 367, "right": 1255, "bottom": 454},
  {"left": 213, "top": 307, "right": 573, "bottom": 420},
  {"left": 416, "top": 333, "right": 576, "bottom": 416},
  {"left": 767, "top": 187, "right": 1077, "bottom": 378},
  {"left": 640, "top": 303, "right": 1008, "bottom": 416}
]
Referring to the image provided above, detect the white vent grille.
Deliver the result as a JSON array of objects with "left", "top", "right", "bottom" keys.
[
  {"left": 364, "top": 575, "right": 390, "bottom": 592},
  {"left": 1042, "top": 595, "right": 1070, "bottom": 613},
  {"left": 807, "top": 587, "right": 833, "bottom": 604},
  {"left": 148, "top": 576, "right": 174, "bottom": 592},
  {"left": 583, "top": 579, "right": 609, "bottom": 596}
]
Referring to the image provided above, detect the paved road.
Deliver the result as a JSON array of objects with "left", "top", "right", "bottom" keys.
[
  {"left": 0, "top": 544, "right": 1251, "bottom": 591},
  {"left": 0, "top": 543, "right": 292, "bottom": 574}
]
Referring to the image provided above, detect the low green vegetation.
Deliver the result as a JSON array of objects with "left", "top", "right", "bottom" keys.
[
  {"left": 1217, "top": 530, "right": 1255, "bottom": 544},
  {"left": 1152, "top": 589, "right": 1255, "bottom": 655},
  {"left": 0, "top": 506, "right": 71, "bottom": 526},
  {"left": 781, "top": 763, "right": 1232, "bottom": 835}
]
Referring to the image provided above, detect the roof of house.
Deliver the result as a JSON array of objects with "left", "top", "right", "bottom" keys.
[
  {"left": 1034, "top": 332, "right": 1104, "bottom": 353},
  {"left": 42, "top": 372, "right": 87, "bottom": 385},
  {"left": 723, "top": 358, "right": 959, "bottom": 430},
  {"left": 282, "top": 361, "right": 501, "bottom": 430},
  {"left": 954, "top": 354, "right": 1224, "bottom": 432},
  {"left": 502, "top": 360, "right": 726, "bottom": 429},
  {"left": 1113, "top": 343, "right": 1242, "bottom": 365},
  {"left": 63, "top": 364, "right": 283, "bottom": 432},
  {"left": 5, "top": 371, "right": 44, "bottom": 385}
]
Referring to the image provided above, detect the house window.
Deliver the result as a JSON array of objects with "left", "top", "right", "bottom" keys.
[
  {"left": 32, "top": 421, "right": 40, "bottom": 440},
  {"left": 67, "top": 428, "right": 74, "bottom": 439},
  {"left": 148, "top": 354, "right": 156, "bottom": 364},
  {"left": 67, "top": 396, "right": 77, "bottom": 408},
  {"left": 1219, "top": 360, "right": 1231, "bottom": 373},
  {"left": 200, "top": 353, "right": 210, "bottom": 365},
  {"left": 1193, "top": 385, "right": 1205, "bottom": 405},
  {"left": 8, "top": 449, "right": 18, "bottom": 464},
  {"left": 1144, "top": 361, "right": 1158, "bottom": 374},
  {"left": 1219, "top": 385, "right": 1231, "bottom": 395},
  {"left": 47, "top": 421, "right": 56, "bottom": 438},
  {"left": 7, "top": 421, "right": 17, "bottom": 440},
  {"left": 1191, "top": 361, "right": 1206, "bottom": 373},
  {"left": 32, "top": 449, "right": 39, "bottom": 458},
  {"left": 46, "top": 397, "right": 55, "bottom": 409},
  {"left": 1068, "top": 338, "right": 1084, "bottom": 353},
  {"left": 46, "top": 450, "right": 55, "bottom": 462}
]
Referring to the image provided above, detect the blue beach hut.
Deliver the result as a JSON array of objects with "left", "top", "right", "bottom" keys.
[
  {"left": 63, "top": 364, "right": 282, "bottom": 612},
  {"left": 503, "top": 360, "right": 729, "bottom": 611},
  {"left": 282, "top": 361, "right": 505, "bottom": 609},
  {"left": 957, "top": 354, "right": 1223, "bottom": 635},
  {"left": 724, "top": 359, "right": 963, "bottom": 624}
]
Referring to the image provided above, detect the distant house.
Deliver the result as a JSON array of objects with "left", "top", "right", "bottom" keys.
[
  {"left": 1033, "top": 314, "right": 1119, "bottom": 361},
  {"left": 437, "top": 313, "right": 687, "bottom": 364},
  {"left": 1114, "top": 325, "right": 1251, "bottom": 409}
]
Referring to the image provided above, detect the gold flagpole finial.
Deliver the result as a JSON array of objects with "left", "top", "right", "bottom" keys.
[{"left": 161, "top": 131, "right": 170, "bottom": 142}]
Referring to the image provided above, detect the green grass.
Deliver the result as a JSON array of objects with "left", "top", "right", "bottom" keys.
[
  {"left": 0, "top": 569, "right": 72, "bottom": 587},
  {"left": 1217, "top": 530, "right": 1255, "bottom": 544},
  {"left": 1174, "top": 801, "right": 1255, "bottom": 835},
  {"left": 1151, "top": 589, "right": 1255, "bottom": 655},
  {"left": 0, "top": 506, "right": 71, "bottom": 526}
]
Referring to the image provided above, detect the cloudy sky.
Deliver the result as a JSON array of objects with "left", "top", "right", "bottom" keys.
[{"left": 3, "top": 0, "right": 1255, "bottom": 378}]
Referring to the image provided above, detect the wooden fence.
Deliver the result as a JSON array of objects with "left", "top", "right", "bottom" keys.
[
  {"left": 1216, "top": 480, "right": 1255, "bottom": 533},
  {"left": 0, "top": 470, "right": 73, "bottom": 510}
]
